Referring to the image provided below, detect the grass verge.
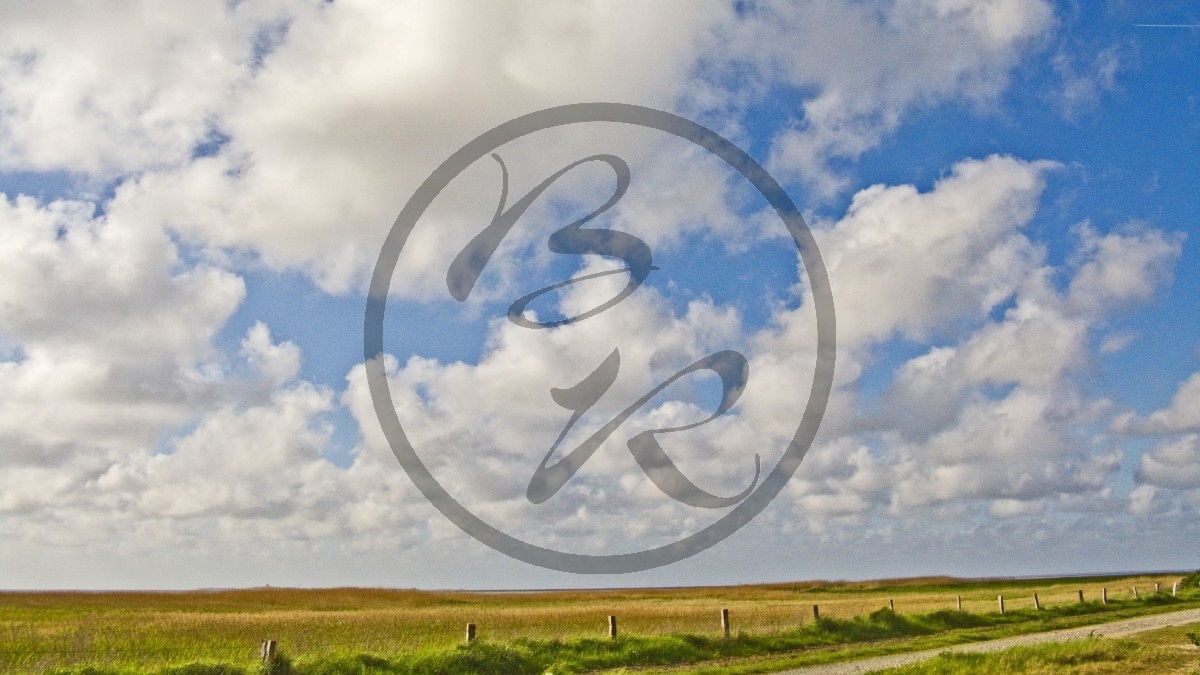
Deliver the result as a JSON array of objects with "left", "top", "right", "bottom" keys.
[{"left": 870, "top": 620, "right": 1200, "bottom": 674}]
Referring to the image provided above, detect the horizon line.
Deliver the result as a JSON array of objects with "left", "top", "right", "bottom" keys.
[{"left": 1, "top": 568, "right": 1193, "bottom": 595}]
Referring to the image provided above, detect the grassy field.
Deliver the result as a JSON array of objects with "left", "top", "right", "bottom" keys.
[
  {"left": 2, "top": 572, "right": 1196, "bottom": 674},
  {"left": 872, "top": 620, "right": 1200, "bottom": 674}
]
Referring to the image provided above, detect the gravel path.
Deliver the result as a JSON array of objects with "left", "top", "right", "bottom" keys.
[{"left": 774, "top": 608, "right": 1200, "bottom": 674}]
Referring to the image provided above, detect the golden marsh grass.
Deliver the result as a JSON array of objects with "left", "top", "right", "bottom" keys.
[{"left": 0, "top": 573, "right": 1188, "bottom": 673}]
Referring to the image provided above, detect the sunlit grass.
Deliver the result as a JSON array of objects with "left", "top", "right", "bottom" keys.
[
  {"left": 2, "top": 573, "right": 1194, "bottom": 674},
  {"left": 873, "top": 620, "right": 1200, "bottom": 675}
]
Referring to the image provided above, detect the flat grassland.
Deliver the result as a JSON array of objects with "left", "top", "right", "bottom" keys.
[{"left": 1, "top": 572, "right": 1195, "bottom": 674}]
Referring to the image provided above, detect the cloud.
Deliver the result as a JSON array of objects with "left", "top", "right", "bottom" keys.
[
  {"left": 1, "top": 142, "right": 1183, "bottom": 565},
  {"left": 1128, "top": 484, "right": 1157, "bottom": 516},
  {"left": 1114, "top": 372, "right": 1200, "bottom": 435},
  {"left": 1, "top": 1, "right": 1063, "bottom": 293},
  {"left": 814, "top": 155, "right": 1055, "bottom": 346},
  {"left": 860, "top": 217, "right": 1178, "bottom": 514},
  {"left": 989, "top": 498, "right": 1046, "bottom": 518},
  {"left": 0, "top": 319, "right": 432, "bottom": 551},
  {"left": 112, "top": 0, "right": 733, "bottom": 294},
  {"left": 0, "top": 190, "right": 423, "bottom": 551},
  {"left": 1050, "top": 44, "right": 1123, "bottom": 119},
  {"left": 108, "top": 382, "right": 335, "bottom": 522},
  {"left": 1066, "top": 222, "right": 1184, "bottom": 315},
  {"left": 717, "top": 0, "right": 1055, "bottom": 197},
  {"left": 882, "top": 219, "right": 1180, "bottom": 421},
  {"left": 342, "top": 258, "right": 776, "bottom": 552},
  {"left": 0, "top": 1, "right": 284, "bottom": 176},
  {"left": 887, "top": 387, "right": 1122, "bottom": 509},
  {"left": 1, "top": 1, "right": 1195, "bottom": 583},
  {"left": 785, "top": 438, "right": 890, "bottom": 532},
  {"left": 747, "top": 156, "right": 1061, "bottom": 452},
  {"left": 882, "top": 286, "right": 1091, "bottom": 441},
  {"left": 241, "top": 321, "right": 301, "bottom": 388},
  {"left": 1136, "top": 434, "right": 1200, "bottom": 490},
  {"left": 0, "top": 193, "right": 244, "bottom": 458},
  {"left": 703, "top": 149, "right": 1184, "bottom": 536},
  {"left": 873, "top": 212, "right": 1181, "bottom": 444},
  {"left": 763, "top": 157, "right": 1181, "bottom": 526},
  {"left": 1098, "top": 331, "right": 1136, "bottom": 355}
]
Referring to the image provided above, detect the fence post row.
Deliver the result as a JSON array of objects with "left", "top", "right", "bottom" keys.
[{"left": 261, "top": 579, "right": 1188, "bottom": 653}]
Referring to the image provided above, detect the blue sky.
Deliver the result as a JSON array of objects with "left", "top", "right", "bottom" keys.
[{"left": 1, "top": 0, "right": 1198, "bottom": 589}]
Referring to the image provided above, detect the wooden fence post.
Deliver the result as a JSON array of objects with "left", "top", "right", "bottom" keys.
[
  {"left": 260, "top": 640, "right": 277, "bottom": 664},
  {"left": 1133, "top": 587, "right": 1139, "bottom": 600},
  {"left": 1033, "top": 593, "right": 1041, "bottom": 610},
  {"left": 721, "top": 608, "right": 730, "bottom": 639},
  {"left": 888, "top": 599, "right": 894, "bottom": 612},
  {"left": 465, "top": 623, "right": 476, "bottom": 643},
  {"left": 1078, "top": 590, "right": 1084, "bottom": 603},
  {"left": 812, "top": 604, "right": 820, "bottom": 621},
  {"left": 997, "top": 595, "right": 1004, "bottom": 614},
  {"left": 1102, "top": 588, "right": 1107, "bottom": 605},
  {"left": 608, "top": 615, "right": 617, "bottom": 639},
  {"left": 1174, "top": 582, "right": 1179, "bottom": 597},
  {"left": 1156, "top": 582, "right": 1161, "bottom": 593},
  {"left": 956, "top": 595, "right": 962, "bottom": 612}
]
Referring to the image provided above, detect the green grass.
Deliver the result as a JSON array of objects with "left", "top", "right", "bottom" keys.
[
  {"left": 870, "top": 621, "right": 1200, "bottom": 674},
  {"left": 1183, "top": 571, "right": 1200, "bottom": 590},
  {"left": 30, "top": 599, "right": 1200, "bottom": 675},
  {"left": 4, "top": 573, "right": 1197, "bottom": 675},
  {"left": 871, "top": 639, "right": 1163, "bottom": 674},
  {"left": 607, "top": 599, "right": 1200, "bottom": 675}
]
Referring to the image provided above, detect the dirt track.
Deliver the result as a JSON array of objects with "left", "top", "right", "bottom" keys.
[{"left": 774, "top": 607, "right": 1200, "bottom": 674}]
